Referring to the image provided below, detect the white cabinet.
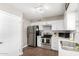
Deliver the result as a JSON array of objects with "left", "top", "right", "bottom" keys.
[
  {"left": 75, "top": 32, "right": 79, "bottom": 43},
  {"left": 0, "top": 10, "right": 22, "bottom": 56},
  {"left": 64, "top": 12, "right": 76, "bottom": 30},
  {"left": 37, "top": 36, "right": 42, "bottom": 47},
  {"left": 52, "top": 20, "right": 64, "bottom": 30},
  {"left": 51, "top": 36, "right": 59, "bottom": 51},
  {"left": 67, "top": 3, "right": 78, "bottom": 13},
  {"left": 75, "top": 13, "right": 79, "bottom": 32},
  {"left": 30, "top": 20, "right": 64, "bottom": 30},
  {"left": 39, "top": 25, "right": 43, "bottom": 30},
  {"left": 75, "top": 13, "right": 79, "bottom": 43},
  {"left": 65, "top": 4, "right": 79, "bottom": 30}
]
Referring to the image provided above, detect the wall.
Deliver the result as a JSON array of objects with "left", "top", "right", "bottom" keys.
[{"left": 22, "top": 18, "right": 30, "bottom": 48}]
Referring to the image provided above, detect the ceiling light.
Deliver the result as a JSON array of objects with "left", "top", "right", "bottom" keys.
[
  {"left": 36, "top": 7, "right": 44, "bottom": 13},
  {"left": 32, "top": 4, "right": 49, "bottom": 21},
  {"left": 33, "top": 4, "right": 48, "bottom": 13}
]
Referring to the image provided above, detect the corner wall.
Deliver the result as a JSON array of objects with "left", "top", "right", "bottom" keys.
[{"left": 22, "top": 18, "right": 30, "bottom": 48}]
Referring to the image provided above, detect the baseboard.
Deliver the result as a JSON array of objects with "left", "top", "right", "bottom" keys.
[
  {"left": 19, "top": 51, "right": 23, "bottom": 56},
  {"left": 23, "top": 45, "right": 28, "bottom": 49},
  {"left": 19, "top": 45, "right": 27, "bottom": 56}
]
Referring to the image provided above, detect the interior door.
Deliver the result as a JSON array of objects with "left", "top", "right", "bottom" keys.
[
  {"left": 0, "top": 11, "right": 10, "bottom": 55},
  {"left": 0, "top": 41, "right": 8, "bottom": 56},
  {"left": 0, "top": 10, "right": 21, "bottom": 56}
]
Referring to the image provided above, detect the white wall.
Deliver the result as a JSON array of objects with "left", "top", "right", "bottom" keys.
[{"left": 22, "top": 18, "right": 30, "bottom": 48}]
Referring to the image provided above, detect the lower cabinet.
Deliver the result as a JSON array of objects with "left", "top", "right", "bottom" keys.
[{"left": 51, "top": 37, "right": 59, "bottom": 51}]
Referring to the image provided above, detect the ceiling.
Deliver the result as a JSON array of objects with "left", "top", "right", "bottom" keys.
[{"left": 10, "top": 3, "right": 65, "bottom": 21}]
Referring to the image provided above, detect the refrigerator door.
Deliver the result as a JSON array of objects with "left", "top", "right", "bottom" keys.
[
  {"left": 33, "top": 26, "right": 37, "bottom": 47},
  {"left": 27, "top": 26, "right": 37, "bottom": 47}
]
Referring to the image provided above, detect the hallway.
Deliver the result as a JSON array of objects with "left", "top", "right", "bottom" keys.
[{"left": 23, "top": 47, "right": 58, "bottom": 56}]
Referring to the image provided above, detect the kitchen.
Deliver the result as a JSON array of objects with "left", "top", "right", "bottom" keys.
[
  {"left": 24, "top": 3, "right": 79, "bottom": 56},
  {"left": 26, "top": 16, "right": 75, "bottom": 56},
  {"left": 26, "top": 19, "right": 78, "bottom": 56}
]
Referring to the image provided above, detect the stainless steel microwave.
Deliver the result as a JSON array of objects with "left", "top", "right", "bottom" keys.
[{"left": 58, "top": 33, "right": 70, "bottom": 38}]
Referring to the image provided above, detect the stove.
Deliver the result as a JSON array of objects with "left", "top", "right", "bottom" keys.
[{"left": 41, "top": 38, "right": 51, "bottom": 49}]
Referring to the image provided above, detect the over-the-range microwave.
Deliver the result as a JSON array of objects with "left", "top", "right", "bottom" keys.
[{"left": 58, "top": 33, "right": 70, "bottom": 38}]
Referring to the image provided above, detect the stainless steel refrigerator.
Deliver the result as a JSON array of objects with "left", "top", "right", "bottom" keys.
[{"left": 27, "top": 26, "right": 38, "bottom": 47}]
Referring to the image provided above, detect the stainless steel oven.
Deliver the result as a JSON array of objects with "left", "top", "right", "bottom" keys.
[
  {"left": 41, "top": 38, "right": 51, "bottom": 49},
  {"left": 42, "top": 38, "right": 50, "bottom": 45}
]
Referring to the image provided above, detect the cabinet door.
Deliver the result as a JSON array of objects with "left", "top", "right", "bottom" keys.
[
  {"left": 75, "top": 32, "right": 79, "bottom": 43},
  {"left": 51, "top": 37, "right": 58, "bottom": 51},
  {"left": 39, "top": 25, "right": 43, "bottom": 30}
]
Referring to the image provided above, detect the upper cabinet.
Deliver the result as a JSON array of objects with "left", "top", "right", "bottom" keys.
[
  {"left": 52, "top": 20, "right": 64, "bottom": 30},
  {"left": 64, "top": 3, "right": 79, "bottom": 30},
  {"left": 76, "top": 13, "right": 79, "bottom": 32},
  {"left": 67, "top": 3, "right": 78, "bottom": 13},
  {"left": 39, "top": 25, "right": 43, "bottom": 30},
  {"left": 39, "top": 20, "right": 64, "bottom": 31},
  {"left": 64, "top": 12, "right": 76, "bottom": 30},
  {"left": 39, "top": 25, "right": 52, "bottom": 30},
  {"left": 43, "top": 25, "right": 52, "bottom": 30}
]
